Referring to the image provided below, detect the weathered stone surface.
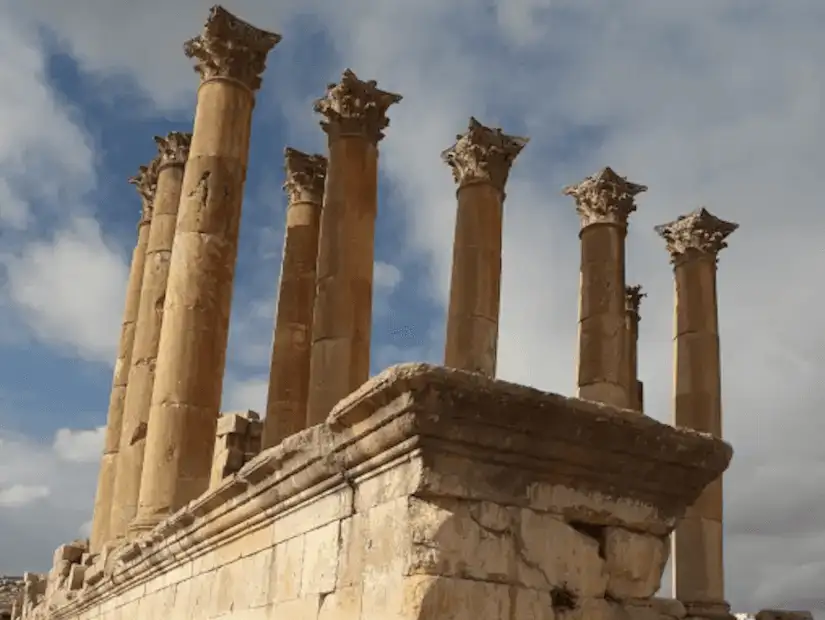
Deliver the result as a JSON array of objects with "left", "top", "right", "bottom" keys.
[
  {"left": 604, "top": 528, "right": 669, "bottom": 599},
  {"left": 209, "top": 410, "right": 263, "bottom": 487},
  {"left": 27, "top": 362, "right": 731, "bottom": 620}
]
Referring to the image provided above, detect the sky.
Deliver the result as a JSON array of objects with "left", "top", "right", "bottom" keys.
[{"left": 0, "top": 0, "right": 822, "bottom": 615}]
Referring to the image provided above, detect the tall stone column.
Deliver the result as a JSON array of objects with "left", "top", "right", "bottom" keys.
[
  {"left": 88, "top": 160, "right": 157, "bottom": 553},
  {"left": 442, "top": 117, "right": 528, "bottom": 376},
  {"left": 625, "top": 285, "right": 645, "bottom": 413},
  {"left": 262, "top": 148, "right": 326, "bottom": 449},
  {"left": 133, "top": 6, "right": 280, "bottom": 533},
  {"left": 655, "top": 207, "right": 738, "bottom": 620},
  {"left": 563, "top": 167, "right": 646, "bottom": 408},
  {"left": 107, "top": 132, "right": 191, "bottom": 541},
  {"left": 305, "top": 69, "right": 401, "bottom": 426}
]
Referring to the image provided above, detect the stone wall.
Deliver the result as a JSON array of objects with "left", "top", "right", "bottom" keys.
[{"left": 20, "top": 364, "right": 731, "bottom": 620}]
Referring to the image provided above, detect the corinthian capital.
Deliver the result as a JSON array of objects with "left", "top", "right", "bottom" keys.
[
  {"left": 563, "top": 167, "right": 647, "bottom": 228},
  {"left": 183, "top": 5, "right": 281, "bottom": 92},
  {"left": 154, "top": 132, "right": 192, "bottom": 170},
  {"left": 283, "top": 147, "right": 327, "bottom": 204},
  {"left": 655, "top": 207, "right": 738, "bottom": 264},
  {"left": 442, "top": 117, "right": 529, "bottom": 194},
  {"left": 129, "top": 158, "right": 160, "bottom": 222},
  {"left": 313, "top": 69, "right": 402, "bottom": 143},
  {"left": 625, "top": 285, "right": 645, "bottom": 317}
]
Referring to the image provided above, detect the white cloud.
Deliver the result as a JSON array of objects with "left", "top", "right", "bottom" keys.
[
  {"left": 0, "top": 484, "right": 50, "bottom": 508},
  {"left": 52, "top": 427, "right": 105, "bottom": 464},
  {"left": 3, "top": 217, "right": 128, "bottom": 363},
  {"left": 1, "top": 1, "right": 824, "bottom": 615},
  {"left": 374, "top": 261, "right": 402, "bottom": 291}
]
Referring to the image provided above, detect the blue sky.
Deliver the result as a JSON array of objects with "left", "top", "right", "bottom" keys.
[{"left": 0, "top": 1, "right": 824, "bottom": 615}]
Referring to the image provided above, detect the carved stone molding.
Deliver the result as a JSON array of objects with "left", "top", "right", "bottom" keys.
[
  {"left": 563, "top": 167, "right": 647, "bottom": 228},
  {"left": 283, "top": 147, "right": 327, "bottom": 204},
  {"left": 441, "top": 117, "right": 529, "bottom": 194},
  {"left": 183, "top": 5, "right": 281, "bottom": 92},
  {"left": 128, "top": 158, "right": 160, "bottom": 223},
  {"left": 655, "top": 207, "right": 738, "bottom": 263},
  {"left": 154, "top": 132, "right": 192, "bottom": 171},
  {"left": 313, "top": 69, "right": 402, "bottom": 143}
]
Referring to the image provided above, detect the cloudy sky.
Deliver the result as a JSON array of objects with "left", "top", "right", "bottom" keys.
[{"left": 0, "top": 0, "right": 823, "bottom": 615}]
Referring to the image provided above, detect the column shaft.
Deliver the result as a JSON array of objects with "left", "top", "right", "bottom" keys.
[
  {"left": 564, "top": 167, "right": 646, "bottom": 409},
  {"left": 672, "top": 256, "right": 725, "bottom": 604},
  {"left": 262, "top": 149, "right": 325, "bottom": 448},
  {"left": 110, "top": 134, "right": 190, "bottom": 540},
  {"left": 305, "top": 69, "right": 401, "bottom": 426},
  {"left": 577, "top": 223, "right": 627, "bottom": 406},
  {"left": 444, "top": 183, "right": 502, "bottom": 375},
  {"left": 88, "top": 179, "right": 154, "bottom": 551},
  {"left": 134, "top": 7, "right": 280, "bottom": 530},
  {"left": 656, "top": 207, "right": 737, "bottom": 619}
]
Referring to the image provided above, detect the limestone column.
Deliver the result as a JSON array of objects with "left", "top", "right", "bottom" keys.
[
  {"left": 655, "top": 207, "right": 738, "bottom": 620},
  {"left": 305, "top": 69, "right": 402, "bottom": 426},
  {"left": 88, "top": 159, "right": 157, "bottom": 553},
  {"left": 442, "top": 117, "right": 528, "bottom": 376},
  {"left": 563, "top": 167, "right": 646, "bottom": 408},
  {"left": 624, "top": 285, "right": 645, "bottom": 413},
  {"left": 108, "top": 132, "right": 191, "bottom": 541},
  {"left": 132, "top": 6, "right": 280, "bottom": 532},
  {"left": 262, "top": 148, "right": 326, "bottom": 449}
]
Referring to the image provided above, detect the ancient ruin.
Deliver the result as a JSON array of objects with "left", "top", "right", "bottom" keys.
[{"left": 9, "top": 5, "right": 813, "bottom": 620}]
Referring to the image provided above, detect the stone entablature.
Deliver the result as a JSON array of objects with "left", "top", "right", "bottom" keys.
[{"left": 25, "top": 364, "right": 730, "bottom": 620}]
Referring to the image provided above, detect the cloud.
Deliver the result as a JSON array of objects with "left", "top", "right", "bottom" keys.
[
  {"left": 1, "top": 1, "right": 823, "bottom": 615},
  {"left": 52, "top": 427, "right": 105, "bottom": 464},
  {"left": 3, "top": 218, "right": 128, "bottom": 363},
  {"left": 0, "top": 428, "right": 98, "bottom": 572},
  {"left": 0, "top": 484, "right": 50, "bottom": 508},
  {"left": 374, "top": 261, "right": 402, "bottom": 291},
  {"left": 222, "top": 376, "right": 269, "bottom": 417}
]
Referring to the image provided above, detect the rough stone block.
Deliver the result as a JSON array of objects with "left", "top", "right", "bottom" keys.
[
  {"left": 66, "top": 565, "right": 85, "bottom": 591},
  {"left": 273, "top": 535, "right": 305, "bottom": 602},
  {"left": 301, "top": 521, "right": 339, "bottom": 595},
  {"left": 518, "top": 510, "right": 607, "bottom": 598},
  {"left": 626, "top": 597, "right": 687, "bottom": 620},
  {"left": 604, "top": 528, "right": 669, "bottom": 599}
]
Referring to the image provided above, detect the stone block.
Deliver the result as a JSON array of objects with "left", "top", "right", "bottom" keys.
[
  {"left": 408, "top": 497, "right": 515, "bottom": 583},
  {"left": 559, "top": 599, "right": 629, "bottom": 620},
  {"left": 301, "top": 521, "right": 339, "bottom": 595},
  {"left": 66, "top": 565, "right": 85, "bottom": 591},
  {"left": 318, "top": 586, "right": 362, "bottom": 620},
  {"left": 273, "top": 535, "right": 305, "bottom": 602},
  {"left": 53, "top": 543, "right": 85, "bottom": 566},
  {"left": 626, "top": 597, "right": 686, "bottom": 620},
  {"left": 514, "top": 588, "right": 556, "bottom": 620},
  {"left": 604, "top": 528, "right": 669, "bottom": 599},
  {"left": 268, "top": 594, "right": 321, "bottom": 620},
  {"left": 518, "top": 509, "right": 607, "bottom": 598},
  {"left": 755, "top": 611, "right": 814, "bottom": 620}
]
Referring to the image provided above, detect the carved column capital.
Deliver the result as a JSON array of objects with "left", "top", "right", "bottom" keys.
[
  {"left": 128, "top": 158, "right": 160, "bottom": 223},
  {"left": 154, "top": 132, "right": 192, "bottom": 171},
  {"left": 283, "top": 147, "right": 327, "bottom": 204},
  {"left": 442, "top": 117, "right": 529, "bottom": 194},
  {"left": 655, "top": 207, "right": 738, "bottom": 264},
  {"left": 625, "top": 285, "right": 645, "bottom": 319},
  {"left": 563, "top": 167, "right": 647, "bottom": 228},
  {"left": 183, "top": 5, "right": 281, "bottom": 92},
  {"left": 313, "top": 69, "right": 402, "bottom": 143}
]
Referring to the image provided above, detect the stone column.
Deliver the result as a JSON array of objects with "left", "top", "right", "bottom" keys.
[
  {"left": 625, "top": 285, "right": 645, "bottom": 413},
  {"left": 305, "top": 69, "right": 402, "bottom": 426},
  {"left": 563, "top": 167, "right": 646, "bottom": 408},
  {"left": 108, "top": 133, "right": 191, "bottom": 541},
  {"left": 262, "top": 148, "right": 326, "bottom": 449},
  {"left": 655, "top": 207, "right": 738, "bottom": 620},
  {"left": 87, "top": 159, "right": 157, "bottom": 552},
  {"left": 442, "top": 117, "right": 528, "bottom": 376},
  {"left": 133, "top": 6, "right": 280, "bottom": 533}
]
